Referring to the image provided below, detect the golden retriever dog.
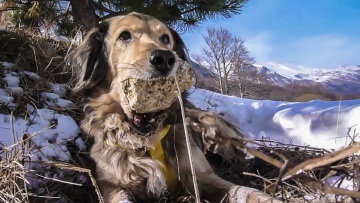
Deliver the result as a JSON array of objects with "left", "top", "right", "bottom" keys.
[{"left": 71, "top": 12, "right": 248, "bottom": 203}]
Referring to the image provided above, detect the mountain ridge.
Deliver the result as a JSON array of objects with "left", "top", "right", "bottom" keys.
[
  {"left": 193, "top": 61, "right": 360, "bottom": 97},
  {"left": 254, "top": 62, "right": 360, "bottom": 96}
]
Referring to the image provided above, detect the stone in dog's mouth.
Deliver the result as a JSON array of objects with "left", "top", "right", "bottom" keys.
[
  {"left": 131, "top": 110, "right": 160, "bottom": 135},
  {"left": 122, "top": 61, "right": 195, "bottom": 114},
  {"left": 125, "top": 61, "right": 195, "bottom": 135}
]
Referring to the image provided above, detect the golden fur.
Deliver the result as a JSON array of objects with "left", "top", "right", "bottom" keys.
[{"left": 72, "top": 12, "right": 238, "bottom": 203}]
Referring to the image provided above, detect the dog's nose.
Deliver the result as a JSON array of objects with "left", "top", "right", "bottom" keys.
[{"left": 149, "top": 50, "right": 175, "bottom": 74}]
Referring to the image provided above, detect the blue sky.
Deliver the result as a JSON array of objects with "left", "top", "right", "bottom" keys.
[{"left": 182, "top": 0, "right": 360, "bottom": 68}]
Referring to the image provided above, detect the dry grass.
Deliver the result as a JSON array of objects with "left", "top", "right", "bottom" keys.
[
  {"left": 0, "top": 135, "right": 31, "bottom": 203},
  {"left": 0, "top": 29, "right": 98, "bottom": 203},
  {"left": 0, "top": 29, "right": 72, "bottom": 84},
  {"left": 0, "top": 128, "right": 100, "bottom": 203}
]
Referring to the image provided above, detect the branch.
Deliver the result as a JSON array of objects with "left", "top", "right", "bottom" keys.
[
  {"left": 302, "top": 175, "right": 360, "bottom": 199},
  {"left": 92, "top": 1, "right": 115, "bottom": 15},
  {"left": 282, "top": 142, "right": 360, "bottom": 181},
  {"left": 0, "top": 7, "right": 18, "bottom": 11}
]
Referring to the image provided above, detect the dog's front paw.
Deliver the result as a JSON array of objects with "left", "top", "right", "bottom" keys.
[
  {"left": 185, "top": 109, "right": 242, "bottom": 153},
  {"left": 107, "top": 189, "right": 133, "bottom": 203},
  {"left": 228, "top": 186, "right": 282, "bottom": 203}
]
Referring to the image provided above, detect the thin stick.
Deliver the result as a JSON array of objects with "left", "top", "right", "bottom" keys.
[
  {"left": 174, "top": 77, "right": 200, "bottom": 203},
  {"left": 243, "top": 172, "right": 274, "bottom": 184},
  {"left": 32, "top": 173, "right": 83, "bottom": 186},
  {"left": 27, "top": 194, "right": 61, "bottom": 199},
  {"left": 302, "top": 175, "right": 360, "bottom": 199},
  {"left": 49, "top": 163, "right": 105, "bottom": 203},
  {"left": 335, "top": 96, "right": 342, "bottom": 139}
]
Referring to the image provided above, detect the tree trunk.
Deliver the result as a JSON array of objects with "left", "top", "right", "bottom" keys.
[
  {"left": 70, "top": 0, "right": 97, "bottom": 34},
  {"left": 217, "top": 69, "right": 224, "bottom": 94},
  {"left": 219, "top": 76, "right": 224, "bottom": 94},
  {"left": 239, "top": 83, "right": 244, "bottom": 98},
  {"left": 224, "top": 73, "right": 229, "bottom": 95}
]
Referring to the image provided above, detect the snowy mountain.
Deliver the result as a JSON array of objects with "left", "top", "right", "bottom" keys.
[
  {"left": 254, "top": 63, "right": 360, "bottom": 96},
  {"left": 192, "top": 61, "right": 360, "bottom": 96}
]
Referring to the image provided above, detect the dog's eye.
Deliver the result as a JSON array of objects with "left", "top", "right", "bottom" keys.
[
  {"left": 119, "top": 31, "right": 132, "bottom": 41},
  {"left": 160, "top": 34, "right": 170, "bottom": 45}
]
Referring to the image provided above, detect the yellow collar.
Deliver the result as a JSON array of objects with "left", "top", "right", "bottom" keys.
[{"left": 149, "top": 125, "right": 177, "bottom": 189}]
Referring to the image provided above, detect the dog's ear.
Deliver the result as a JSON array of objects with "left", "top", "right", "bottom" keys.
[
  {"left": 71, "top": 22, "right": 109, "bottom": 92},
  {"left": 169, "top": 28, "right": 188, "bottom": 61}
]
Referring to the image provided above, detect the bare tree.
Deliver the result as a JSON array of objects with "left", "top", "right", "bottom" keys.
[
  {"left": 230, "top": 50, "right": 271, "bottom": 99},
  {"left": 229, "top": 38, "right": 257, "bottom": 97},
  {"left": 230, "top": 66, "right": 270, "bottom": 98},
  {"left": 193, "top": 27, "right": 254, "bottom": 95}
]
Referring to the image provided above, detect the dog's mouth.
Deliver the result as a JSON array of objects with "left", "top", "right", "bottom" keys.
[{"left": 130, "top": 110, "right": 160, "bottom": 135}]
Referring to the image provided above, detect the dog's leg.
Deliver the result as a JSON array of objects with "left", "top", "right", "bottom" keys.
[
  {"left": 164, "top": 125, "right": 281, "bottom": 203},
  {"left": 164, "top": 125, "right": 236, "bottom": 202},
  {"left": 99, "top": 180, "right": 133, "bottom": 203}
]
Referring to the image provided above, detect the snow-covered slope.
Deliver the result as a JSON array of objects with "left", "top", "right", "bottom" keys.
[{"left": 188, "top": 87, "right": 360, "bottom": 150}]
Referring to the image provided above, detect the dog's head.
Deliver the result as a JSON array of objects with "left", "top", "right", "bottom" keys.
[{"left": 72, "top": 12, "right": 193, "bottom": 135}]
